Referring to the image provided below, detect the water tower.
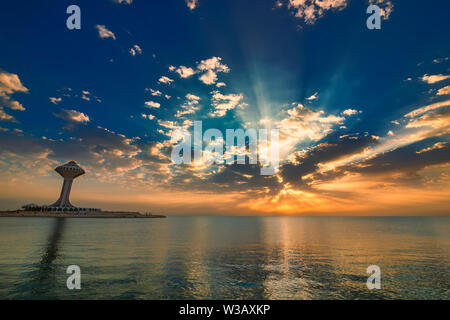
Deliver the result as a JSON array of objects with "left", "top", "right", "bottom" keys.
[{"left": 50, "top": 161, "right": 85, "bottom": 208}]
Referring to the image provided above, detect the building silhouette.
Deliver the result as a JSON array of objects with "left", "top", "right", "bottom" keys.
[
  {"left": 51, "top": 161, "right": 85, "bottom": 208},
  {"left": 22, "top": 161, "right": 100, "bottom": 213}
]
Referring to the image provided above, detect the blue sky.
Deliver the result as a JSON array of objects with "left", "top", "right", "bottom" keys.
[{"left": 0, "top": 0, "right": 449, "bottom": 215}]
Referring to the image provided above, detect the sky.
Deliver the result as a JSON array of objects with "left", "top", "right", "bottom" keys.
[{"left": 0, "top": 0, "right": 449, "bottom": 216}]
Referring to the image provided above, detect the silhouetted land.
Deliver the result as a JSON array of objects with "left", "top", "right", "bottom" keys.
[{"left": 0, "top": 210, "right": 166, "bottom": 218}]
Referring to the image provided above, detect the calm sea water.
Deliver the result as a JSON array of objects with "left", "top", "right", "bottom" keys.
[{"left": 0, "top": 217, "right": 448, "bottom": 300}]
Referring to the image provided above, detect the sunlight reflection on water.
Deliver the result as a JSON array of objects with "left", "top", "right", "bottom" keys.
[{"left": 0, "top": 216, "right": 448, "bottom": 299}]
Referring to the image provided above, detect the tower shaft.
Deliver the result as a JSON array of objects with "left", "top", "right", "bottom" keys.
[{"left": 51, "top": 178, "right": 74, "bottom": 207}]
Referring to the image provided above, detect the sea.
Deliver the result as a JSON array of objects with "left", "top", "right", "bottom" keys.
[{"left": 0, "top": 216, "right": 448, "bottom": 299}]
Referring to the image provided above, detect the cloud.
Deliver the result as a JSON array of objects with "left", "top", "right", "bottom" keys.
[
  {"left": 175, "top": 94, "right": 201, "bottom": 118},
  {"left": 421, "top": 74, "right": 450, "bottom": 84},
  {"left": 0, "top": 70, "right": 28, "bottom": 115},
  {"left": 280, "top": 134, "right": 379, "bottom": 187},
  {"left": 49, "top": 97, "right": 62, "bottom": 105},
  {"left": 0, "top": 123, "right": 145, "bottom": 181},
  {"left": 0, "top": 109, "right": 15, "bottom": 122},
  {"left": 144, "top": 101, "right": 161, "bottom": 108},
  {"left": 342, "top": 140, "right": 450, "bottom": 178},
  {"left": 165, "top": 57, "right": 229, "bottom": 85},
  {"left": 341, "top": 109, "right": 361, "bottom": 116},
  {"left": 287, "top": 0, "right": 350, "bottom": 24},
  {"left": 95, "top": 25, "right": 116, "bottom": 40},
  {"left": 404, "top": 99, "right": 450, "bottom": 118},
  {"left": 369, "top": 0, "right": 394, "bottom": 19},
  {"left": 129, "top": 45, "right": 142, "bottom": 56},
  {"left": 416, "top": 142, "right": 448, "bottom": 154},
  {"left": 197, "top": 57, "right": 230, "bottom": 85},
  {"left": 276, "top": 103, "right": 345, "bottom": 159},
  {"left": 210, "top": 91, "right": 245, "bottom": 117},
  {"left": 80, "top": 90, "right": 102, "bottom": 103},
  {"left": 405, "top": 107, "right": 450, "bottom": 130},
  {"left": 141, "top": 114, "right": 155, "bottom": 120},
  {"left": 185, "top": 0, "right": 199, "bottom": 11},
  {"left": 216, "top": 82, "right": 226, "bottom": 88},
  {"left": 157, "top": 119, "right": 193, "bottom": 138},
  {"left": 433, "top": 57, "right": 449, "bottom": 64},
  {"left": 158, "top": 76, "right": 174, "bottom": 84},
  {"left": 437, "top": 85, "right": 450, "bottom": 96},
  {"left": 113, "top": 0, "right": 133, "bottom": 4},
  {"left": 199, "top": 70, "right": 217, "bottom": 85},
  {"left": 146, "top": 88, "right": 162, "bottom": 96},
  {"left": 54, "top": 109, "right": 90, "bottom": 124},
  {"left": 175, "top": 66, "right": 195, "bottom": 78},
  {"left": 197, "top": 56, "right": 230, "bottom": 73},
  {"left": 306, "top": 92, "right": 318, "bottom": 100},
  {"left": 285, "top": 0, "right": 393, "bottom": 24}
]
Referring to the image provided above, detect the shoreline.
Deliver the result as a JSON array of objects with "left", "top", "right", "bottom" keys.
[{"left": 0, "top": 210, "right": 166, "bottom": 219}]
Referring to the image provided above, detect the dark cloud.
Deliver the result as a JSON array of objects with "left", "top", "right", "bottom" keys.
[
  {"left": 343, "top": 140, "right": 450, "bottom": 177},
  {"left": 280, "top": 134, "right": 379, "bottom": 187}
]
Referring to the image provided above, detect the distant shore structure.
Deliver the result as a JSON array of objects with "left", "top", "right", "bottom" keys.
[
  {"left": 6, "top": 160, "right": 166, "bottom": 218},
  {"left": 22, "top": 161, "right": 100, "bottom": 214}
]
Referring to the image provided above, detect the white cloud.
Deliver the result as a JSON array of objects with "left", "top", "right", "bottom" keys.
[
  {"left": 404, "top": 99, "right": 450, "bottom": 118},
  {"left": 416, "top": 142, "right": 447, "bottom": 154},
  {"left": 142, "top": 114, "right": 155, "bottom": 120},
  {"left": 210, "top": 91, "right": 245, "bottom": 117},
  {"left": 306, "top": 92, "right": 318, "bottom": 100},
  {"left": 0, "top": 109, "right": 15, "bottom": 122},
  {"left": 129, "top": 44, "right": 142, "bottom": 56},
  {"left": 145, "top": 101, "right": 161, "bottom": 108},
  {"left": 114, "top": 0, "right": 133, "bottom": 4},
  {"left": 175, "top": 66, "right": 195, "bottom": 78},
  {"left": 146, "top": 88, "right": 162, "bottom": 96},
  {"left": 342, "top": 109, "right": 361, "bottom": 116},
  {"left": 197, "top": 56, "right": 230, "bottom": 73},
  {"left": 80, "top": 90, "right": 101, "bottom": 103},
  {"left": 197, "top": 57, "right": 230, "bottom": 85},
  {"left": 0, "top": 70, "right": 28, "bottom": 121},
  {"left": 287, "top": 0, "right": 349, "bottom": 24},
  {"left": 276, "top": 103, "right": 345, "bottom": 160},
  {"left": 175, "top": 94, "right": 201, "bottom": 118},
  {"left": 95, "top": 25, "right": 116, "bottom": 40},
  {"left": 186, "top": 93, "right": 200, "bottom": 101},
  {"left": 49, "top": 97, "right": 62, "bottom": 105},
  {"left": 286, "top": 0, "right": 393, "bottom": 24},
  {"left": 157, "top": 119, "right": 193, "bottom": 139},
  {"left": 199, "top": 70, "right": 218, "bottom": 85},
  {"left": 436, "top": 85, "right": 450, "bottom": 96},
  {"left": 55, "top": 109, "right": 90, "bottom": 123},
  {"left": 216, "top": 82, "right": 226, "bottom": 88},
  {"left": 185, "top": 0, "right": 199, "bottom": 11},
  {"left": 158, "top": 76, "right": 174, "bottom": 84},
  {"left": 421, "top": 74, "right": 450, "bottom": 84}
]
